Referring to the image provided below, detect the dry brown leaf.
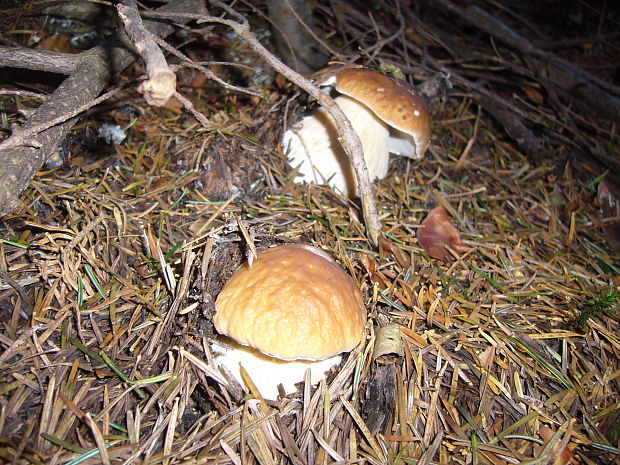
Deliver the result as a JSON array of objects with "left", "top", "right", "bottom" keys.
[
  {"left": 417, "top": 205, "right": 471, "bottom": 261},
  {"left": 522, "top": 85, "right": 545, "bottom": 104},
  {"left": 36, "top": 34, "right": 79, "bottom": 54}
]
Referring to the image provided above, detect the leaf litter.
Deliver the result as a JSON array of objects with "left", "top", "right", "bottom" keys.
[{"left": 1, "top": 1, "right": 619, "bottom": 464}]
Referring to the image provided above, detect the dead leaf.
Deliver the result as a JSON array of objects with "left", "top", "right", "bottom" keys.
[
  {"left": 379, "top": 236, "right": 411, "bottom": 269},
  {"left": 418, "top": 205, "right": 471, "bottom": 261},
  {"left": 522, "top": 85, "right": 545, "bottom": 104},
  {"left": 36, "top": 34, "right": 79, "bottom": 54},
  {"left": 360, "top": 253, "right": 383, "bottom": 288}
]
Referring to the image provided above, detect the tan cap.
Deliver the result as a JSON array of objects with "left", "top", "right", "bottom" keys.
[
  {"left": 214, "top": 244, "right": 366, "bottom": 361},
  {"left": 335, "top": 68, "right": 431, "bottom": 158}
]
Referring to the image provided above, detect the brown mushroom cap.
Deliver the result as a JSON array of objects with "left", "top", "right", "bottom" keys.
[
  {"left": 214, "top": 244, "right": 366, "bottom": 361},
  {"left": 335, "top": 68, "right": 431, "bottom": 157}
]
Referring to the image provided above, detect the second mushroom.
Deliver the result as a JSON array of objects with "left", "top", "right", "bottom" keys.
[{"left": 282, "top": 68, "right": 431, "bottom": 197}]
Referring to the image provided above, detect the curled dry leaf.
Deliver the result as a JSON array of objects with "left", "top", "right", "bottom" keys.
[{"left": 418, "top": 205, "right": 471, "bottom": 261}]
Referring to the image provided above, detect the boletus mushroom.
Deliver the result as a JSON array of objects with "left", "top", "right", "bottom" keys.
[
  {"left": 282, "top": 68, "right": 431, "bottom": 197},
  {"left": 212, "top": 244, "right": 366, "bottom": 399}
]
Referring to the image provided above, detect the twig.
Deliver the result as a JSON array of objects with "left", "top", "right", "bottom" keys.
[
  {"left": 455, "top": 105, "right": 481, "bottom": 168},
  {"left": 477, "top": 94, "right": 543, "bottom": 158},
  {"left": 173, "top": 90, "right": 211, "bottom": 130},
  {"left": 433, "top": 0, "right": 620, "bottom": 121},
  {"left": 117, "top": 0, "right": 176, "bottom": 107},
  {"left": 0, "top": 87, "right": 121, "bottom": 151},
  {"left": 154, "top": 35, "right": 260, "bottom": 97},
  {"left": 0, "top": 0, "right": 201, "bottom": 216},
  {"left": 281, "top": 0, "right": 347, "bottom": 61},
  {"left": 0, "top": 90, "right": 47, "bottom": 100},
  {"left": 222, "top": 18, "right": 382, "bottom": 245}
]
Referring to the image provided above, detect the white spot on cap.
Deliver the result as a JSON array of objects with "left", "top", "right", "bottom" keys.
[
  {"left": 377, "top": 87, "right": 386, "bottom": 92},
  {"left": 414, "top": 110, "right": 420, "bottom": 116}
]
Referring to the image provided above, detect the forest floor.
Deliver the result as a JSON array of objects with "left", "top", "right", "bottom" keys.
[{"left": 0, "top": 1, "right": 619, "bottom": 464}]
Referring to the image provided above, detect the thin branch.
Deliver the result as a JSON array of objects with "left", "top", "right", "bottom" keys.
[
  {"left": 0, "top": 0, "right": 202, "bottom": 216},
  {"left": 173, "top": 90, "right": 211, "bottom": 130},
  {"left": 281, "top": 0, "right": 347, "bottom": 60},
  {"left": 0, "top": 90, "right": 47, "bottom": 100},
  {"left": 0, "top": 87, "right": 121, "bottom": 151},
  {"left": 153, "top": 34, "right": 260, "bottom": 97},
  {"left": 0, "top": 45, "right": 78, "bottom": 74},
  {"left": 117, "top": 0, "right": 177, "bottom": 107}
]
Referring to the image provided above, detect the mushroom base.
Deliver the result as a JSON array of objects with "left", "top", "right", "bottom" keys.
[{"left": 212, "top": 339, "right": 341, "bottom": 399}]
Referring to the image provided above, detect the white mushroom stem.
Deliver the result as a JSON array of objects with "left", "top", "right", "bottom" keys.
[
  {"left": 212, "top": 341, "right": 341, "bottom": 399},
  {"left": 283, "top": 96, "right": 390, "bottom": 198}
]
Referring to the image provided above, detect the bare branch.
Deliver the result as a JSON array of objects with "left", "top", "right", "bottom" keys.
[
  {"left": 117, "top": 0, "right": 177, "bottom": 107},
  {"left": 173, "top": 90, "right": 211, "bottom": 130},
  {"left": 155, "top": 36, "right": 260, "bottom": 97},
  {"left": 0, "top": 45, "right": 78, "bottom": 74},
  {"left": 0, "top": 87, "right": 121, "bottom": 151}
]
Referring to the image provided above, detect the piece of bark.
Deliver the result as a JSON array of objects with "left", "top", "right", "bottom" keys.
[
  {"left": 0, "top": 46, "right": 78, "bottom": 74},
  {"left": 0, "top": 0, "right": 202, "bottom": 217},
  {"left": 362, "top": 362, "right": 397, "bottom": 435}
]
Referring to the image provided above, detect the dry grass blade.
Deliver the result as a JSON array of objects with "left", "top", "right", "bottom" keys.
[
  {"left": 178, "top": 348, "right": 228, "bottom": 386},
  {"left": 83, "top": 414, "right": 111, "bottom": 465},
  {"left": 340, "top": 396, "right": 386, "bottom": 462}
]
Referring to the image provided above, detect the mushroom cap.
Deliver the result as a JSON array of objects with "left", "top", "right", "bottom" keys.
[
  {"left": 335, "top": 68, "right": 431, "bottom": 158},
  {"left": 214, "top": 244, "right": 366, "bottom": 361}
]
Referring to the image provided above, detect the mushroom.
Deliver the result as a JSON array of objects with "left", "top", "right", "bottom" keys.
[
  {"left": 212, "top": 244, "right": 366, "bottom": 399},
  {"left": 282, "top": 68, "right": 431, "bottom": 197}
]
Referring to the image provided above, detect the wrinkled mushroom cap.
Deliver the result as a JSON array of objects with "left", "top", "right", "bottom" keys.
[
  {"left": 335, "top": 68, "right": 431, "bottom": 157},
  {"left": 214, "top": 244, "right": 366, "bottom": 361}
]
